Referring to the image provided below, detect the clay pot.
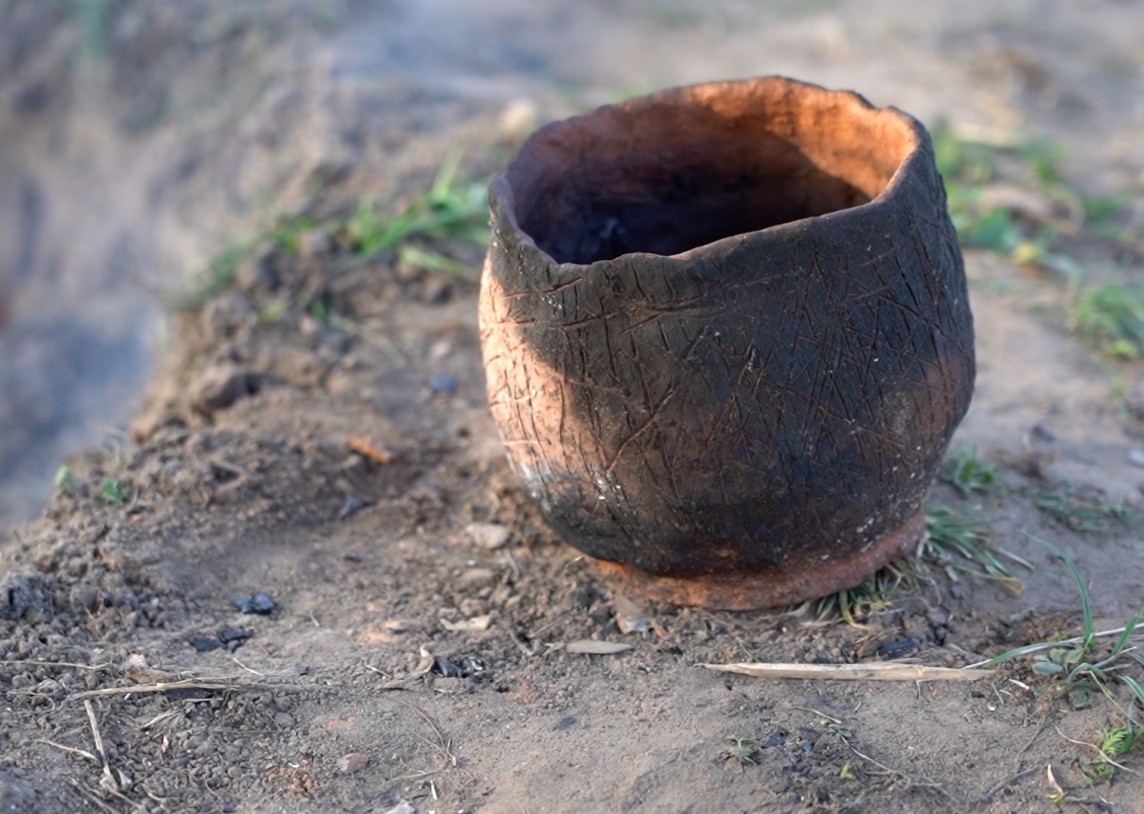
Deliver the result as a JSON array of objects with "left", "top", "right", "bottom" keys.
[{"left": 479, "top": 76, "right": 974, "bottom": 609}]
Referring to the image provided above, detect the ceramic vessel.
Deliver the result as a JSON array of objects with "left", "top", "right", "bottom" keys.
[{"left": 479, "top": 76, "right": 975, "bottom": 609}]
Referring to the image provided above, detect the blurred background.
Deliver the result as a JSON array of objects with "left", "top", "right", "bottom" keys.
[{"left": 1, "top": 0, "right": 1141, "bottom": 535}]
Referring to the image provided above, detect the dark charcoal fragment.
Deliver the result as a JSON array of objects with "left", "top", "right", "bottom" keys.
[
  {"left": 877, "top": 637, "right": 920, "bottom": 659},
  {"left": 761, "top": 732, "right": 787, "bottom": 749},
  {"left": 250, "top": 592, "right": 276, "bottom": 614},
  {"left": 193, "top": 636, "right": 221, "bottom": 652},
  {"left": 431, "top": 654, "right": 487, "bottom": 678},
  {"left": 432, "top": 657, "right": 465, "bottom": 678},
  {"left": 233, "top": 592, "right": 276, "bottom": 614},
  {"left": 219, "top": 626, "right": 254, "bottom": 643}
]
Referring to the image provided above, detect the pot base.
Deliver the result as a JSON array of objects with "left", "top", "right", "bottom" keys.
[{"left": 591, "top": 509, "right": 927, "bottom": 610}]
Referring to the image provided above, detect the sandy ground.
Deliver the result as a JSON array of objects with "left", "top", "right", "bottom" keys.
[{"left": 2, "top": 1, "right": 1144, "bottom": 812}]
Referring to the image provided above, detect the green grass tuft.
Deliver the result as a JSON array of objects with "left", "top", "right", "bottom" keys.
[
  {"left": 345, "top": 152, "right": 489, "bottom": 257},
  {"left": 975, "top": 536, "right": 1144, "bottom": 784},
  {"left": 269, "top": 215, "right": 317, "bottom": 255},
  {"left": 931, "top": 119, "right": 994, "bottom": 186},
  {"left": 98, "top": 477, "right": 126, "bottom": 505},
  {"left": 720, "top": 737, "right": 760, "bottom": 766},
  {"left": 179, "top": 241, "right": 256, "bottom": 310},
  {"left": 921, "top": 506, "right": 1019, "bottom": 589},
  {"left": 1033, "top": 484, "right": 1132, "bottom": 533},
  {"left": 813, "top": 574, "right": 899, "bottom": 627},
  {"left": 941, "top": 447, "right": 1000, "bottom": 499},
  {"left": 1069, "top": 283, "right": 1144, "bottom": 360}
]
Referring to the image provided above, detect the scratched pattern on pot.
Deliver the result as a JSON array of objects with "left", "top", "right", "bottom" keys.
[{"left": 480, "top": 102, "right": 974, "bottom": 586}]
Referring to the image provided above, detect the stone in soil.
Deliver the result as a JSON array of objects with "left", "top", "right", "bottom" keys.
[{"left": 337, "top": 753, "right": 371, "bottom": 774}]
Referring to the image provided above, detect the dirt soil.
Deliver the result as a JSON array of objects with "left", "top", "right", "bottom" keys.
[{"left": 3, "top": 2, "right": 1144, "bottom": 812}]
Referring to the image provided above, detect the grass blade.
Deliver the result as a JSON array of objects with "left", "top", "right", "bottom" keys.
[
  {"left": 1112, "top": 607, "right": 1144, "bottom": 656},
  {"left": 1023, "top": 531, "right": 1093, "bottom": 644}
]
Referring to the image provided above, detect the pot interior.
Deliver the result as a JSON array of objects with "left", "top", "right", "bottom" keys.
[{"left": 505, "top": 79, "right": 916, "bottom": 264}]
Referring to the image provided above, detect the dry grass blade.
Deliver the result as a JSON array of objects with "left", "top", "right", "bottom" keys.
[
  {"left": 565, "top": 640, "right": 633, "bottom": 655},
  {"left": 137, "top": 711, "right": 181, "bottom": 731},
  {"left": 345, "top": 436, "right": 393, "bottom": 464},
  {"left": 2, "top": 659, "right": 109, "bottom": 671},
  {"left": 73, "top": 678, "right": 244, "bottom": 699},
  {"left": 68, "top": 779, "right": 120, "bottom": 814},
  {"left": 388, "top": 697, "right": 457, "bottom": 771},
  {"left": 36, "top": 738, "right": 100, "bottom": 763},
  {"left": 966, "top": 767, "right": 1039, "bottom": 804},
  {"left": 84, "top": 699, "right": 120, "bottom": 794},
  {"left": 700, "top": 661, "right": 995, "bottom": 681}
]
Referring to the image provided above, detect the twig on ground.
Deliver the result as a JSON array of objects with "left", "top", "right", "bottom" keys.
[
  {"left": 840, "top": 735, "right": 962, "bottom": 804},
  {"left": 1056, "top": 727, "right": 1139, "bottom": 775},
  {"left": 85, "top": 699, "right": 120, "bottom": 794},
  {"left": 793, "top": 706, "right": 843, "bottom": 724},
  {"left": 701, "top": 661, "right": 995, "bottom": 681},
  {"left": 2, "top": 659, "right": 109, "bottom": 671},
  {"left": 36, "top": 738, "right": 99, "bottom": 763},
  {"left": 345, "top": 436, "right": 392, "bottom": 464},
  {"left": 230, "top": 656, "right": 265, "bottom": 677},
  {"left": 508, "top": 628, "right": 537, "bottom": 657},
  {"left": 794, "top": 703, "right": 962, "bottom": 802},
  {"left": 137, "top": 711, "right": 180, "bottom": 731},
  {"left": 73, "top": 678, "right": 247, "bottom": 699},
  {"left": 388, "top": 696, "right": 457, "bottom": 769},
  {"left": 967, "top": 766, "right": 1038, "bottom": 805},
  {"left": 68, "top": 780, "right": 119, "bottom": 814}
]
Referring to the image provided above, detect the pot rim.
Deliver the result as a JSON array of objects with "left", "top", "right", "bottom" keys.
[{"left": 490, "top": 75, "right": 930, "bottom": 270}]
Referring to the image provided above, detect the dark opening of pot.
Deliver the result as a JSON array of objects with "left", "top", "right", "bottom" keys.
[{"left": 502, "top": 81, "right": 916, "bottom": 265}]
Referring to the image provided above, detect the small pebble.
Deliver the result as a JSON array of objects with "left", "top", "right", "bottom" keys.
[
  {"left": 926, "top": 608, "right": 950, "bottom": 627},
  {"left": 193, "top": 637, "right": 221, "bottom": 652},
  {"left": 382, "top": 802, "right": 416, "bottom": 814},
  {"left": 427, "top": 372, "right": 458, "bottom": 395},
  {"left": 189, "top": 364, "right": 256, "bottom": 413},
  {"left": 219, "top": 626, "right": 254, "bottom": 643},
  {"left": 465, "top": 522, "right": 511, "bottom": 550},
  {"left": 337, "top": 753, "right": 371, "bottom": 774},
  {"left": 339, "top": 494, "right": 365, "bottom": 520},
  {"left": 877, "top": 637, "right": 919, "bottom": 659}
]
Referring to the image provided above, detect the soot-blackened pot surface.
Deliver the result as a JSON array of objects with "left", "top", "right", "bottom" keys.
[{"left": 479, "top": 76, "right": 975, "bottom": 609}]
